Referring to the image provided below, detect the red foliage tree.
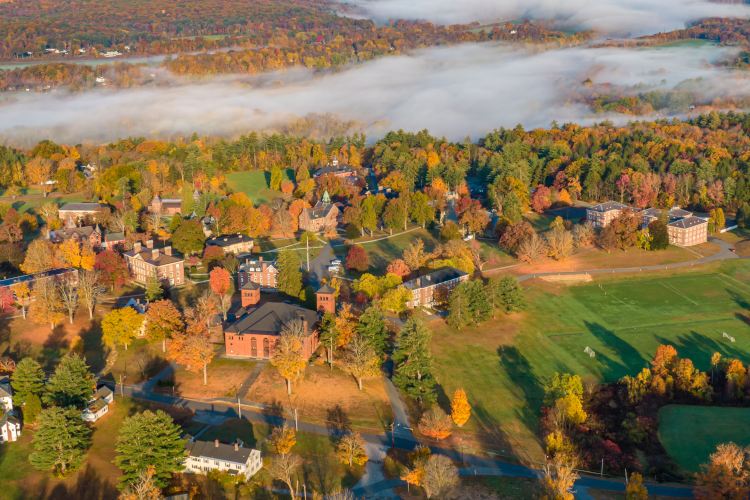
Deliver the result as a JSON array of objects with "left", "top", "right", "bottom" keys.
[
  {"left": 346, "top": 245, "right": 370, "bottom": 272},
  {"left": 386, "top": 259, "right": 410, "bottom": 278},
  {"left": 0, "top": 286, "right": 14, "bottom": 313},
  {"left": 202, "top": 245, "right": 224, "bottom": 266},
  {"left": 94, "top": 250, "right": 130, "bottom": 291},
  {"left": 531, "top": 185, "right": 552, "bottom": 213}
]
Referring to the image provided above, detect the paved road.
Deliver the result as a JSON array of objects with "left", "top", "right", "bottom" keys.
[{"left": 307, "top": 241, "right": 336, "bottom": 287}]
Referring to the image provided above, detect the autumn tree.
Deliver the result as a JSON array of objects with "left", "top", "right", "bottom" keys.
[
  {"left": 418, "top": 407, "right": 453, "bottom": 440},
  {"left": 95, "top": 250, "right": 131, "bottom": 291},
  {"left": 540, "top": 454, "right": 579, "bottom": 500},
  {"left": 13, "top": 282, "right": 30, "bottom": 319},
  {"left": 78, "top": 269, "right": 105, "bottom": 319},
  {"left": 346, "top": 244, "right": 369, "bottom": 272},
  {"left": 119, "top": 465, "right": 162, "bottom": 500},
  {"left": 102, "top": 307, "right": 143, "bottom": 350},
  {"left": 343, "top": 334, "right": 381, "bottom": 390},
  {"left": 403, "top": 239, "right": 428, "bottom": 271},
  {"left": 335, "top": 433, "right": 369, "bottom": 467},
  {"left": 171, "top": 219, "right": 207, "bottom": 255},
  {"left": 270, "top": 165, "right": 283, "bottom": 190},
  {"left": 57, "top": 239, "right": 82, "bottom": 268},
  {"left": 56, "top": 273, "right": 79, "bottom": 324},
  {"left": 386, "top": 259, "right": 410, "bottom": 278},
  {"left": 21, "top": 239, "right": 56, "bottom": 274},
  {"left": 546, "top": 226, "right": 574, "bottom": 261},
  {"left": 167, "top": 308, "right": 215, "bottom": 385},
  {"left": 30, "top": 280, "right": 64, "bottom": 330},
  {"left": 270, "top": 319, "right": 307, "bottom": 394},
  {"left": 270, "top": 424, "right": 296, "bottom": 455},
  {"left": 0, "top": 285, "right": 14, "bottom": 313},
  {"left": 209, "top": 267, "right": 232, "bottom": 320},
  {"left": 695, "top": 442, "right": 750, "bottom": 500},
  {"left": 626, "top": 473, "right": 648, "bottom": 500},
  {"left": 269, "top": 453, "right": 302, "bottom": 500},
  {"left": 145, "top": 300, "right": 184, "bottom": 352},
  {"left": 598, "top": 224, "right": 619, "bottom": 253},
  {"left": 422, "top": 454, "right": 459, "bottom": 499},
  {"left": 451, "top": 389, "right": 471, "bottom": 427}
]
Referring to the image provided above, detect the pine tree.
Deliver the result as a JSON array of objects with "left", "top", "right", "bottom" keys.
[
  {"left": 393, "top": 318, "right": 436, "bottom": 404},
  {"left": 24, "top": 393, "right": 42, "bottom": 426},
  {"left": 356, "top": 306, "right": 389, "bottom": 359},
  {"left": 169, "top": 214, "right": 182, "bottom": 233},
  {"left": 466, "top": 279, "right": 492, "bottom": 323},
  {"left": 11, "top": 357, "right": 45, "bottom": 405},
  {"left": 180, "top": 183, "right": 194, "bottom": 215},
  {"left": 115, "top": 410, "right": 186, "bottom": 490},
  {"left": 276, "top": 247, "right": 302, "bottom": 298},
  {"left": 30, "top": 406, "right": 91, "bottom": 477},
  {"left": 318, "top": 311, "right": 338, "bottom": 366},
  {"left": 497, "top": 276, "right": 524, "bottom": 314},
  {"left": 145, "top": 272, "right": 164, "bottom": 301},
  {"left": 44, "top": 354, "right": 95, "bottom": 408},
  {"left": 447, "top": 282, "right": 471, "bottom": 329},
  {"left": 270, "top": 165, "right": 283, "bottom": 190}
]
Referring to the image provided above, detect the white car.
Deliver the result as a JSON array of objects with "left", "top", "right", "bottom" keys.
[{"left": 331, "top": 259, "right": 342, "bottom": 266}]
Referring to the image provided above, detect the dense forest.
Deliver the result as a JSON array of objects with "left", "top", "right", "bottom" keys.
[{"left": 2, "top": 111, "right": 750, "bottom": 220}]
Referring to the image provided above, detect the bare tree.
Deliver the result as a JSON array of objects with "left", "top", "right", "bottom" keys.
[
  {"left": 108, "top": 210, "right": 126, "bottom": 233},
  {"left": 326, "top": 490, "right": 355, "bottom": 500},
  {"left": 540, "top": 454, "right": 579, "bottom": 500},
  {"left": 517, "top": 233, "right": 547, "bottom": 264},
  {"left": 174, "top": 162, "right": 188, "bottom": 183},
  {"left": 269, "top": 453, "right": 302, "bottom": 499},
  {"left": 272, "top": 209, "right": 294, "bottom": 236},
  {"left": 466, "top": 239, "right": 487, "bottom": 270},
  {"left": 132, "top": 350, "right": 152, "bottom": 376},
  {"left": 423, "top": 454, "right": 459, "bottom": 499},
  {"left": 546, "top": 227, "right": 574, "bottom": 261},
  {"left": 38, "top": 203, "right": 59, "bottom": 221},
  {"left": 78, "top": 269, "right": 105, "bottom": 319},
  {"left": 222, "top": 254, "right": 239, "bottom": 276},
  {"left": 56, "top": 274, "right": 79, "bottom": 324},
  {"left": 572, "top": 221, "right": 595, "bottom": 247}
]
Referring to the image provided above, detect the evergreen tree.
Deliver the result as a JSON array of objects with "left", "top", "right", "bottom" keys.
[
  {"left": 648, "top": 220, "right": 670, "bottom": 250},
  {"left": 24, "top": 393, "right": 42, "bottom": 426},
  {"left": 501, "top": 191, "right": 522, "bottom": 223},
  {"left": 276, "top": 247, "right": 302, "bottom": 298},
  {"left": 466, "top": 279, "right": 492, "bottom": 323},
  {"left": 447, "top": 282, "right": 471, "bottom": 329},
  {"left": 497, "top": 276, "right": 524, "bottom": 314},
  {"left": 356, "top": 306, "right": 389, "bottom": 359},
  {"left": 180, "top": 183, "right": 194, "bottom": 215},
  {"left": 145, "top": 272, "right": 164, "bottom": 301},
  {"left": 295, "top": 165, "right": 310, "bottom": 183},
  {"left": 169, "top": 214, "right": 182, "bottom": 233},
  {"left": 393, "top": 319, "right": 436, "bottom": 404},
  {"left": 30, "top": 406, "right": 91, "bottom": 477},
  {"left": 115, "top": 410, "right": 186, "bottom": 490},
  {"left": 318, "top": 311, "right": 338, "bottom": 365},
  {"left": 485, "top": 277, "right": 502, "bottom": 318},
  {"left": 270, "top": 165, "right": 283, "bottom": 190},
  {"left": 738, "top": 202, "right": 750, "bottom": 229},
  {"left": 44, "top": 354, "right": 95, "bottom": 408},
  {"left": 11, "top": 357, "right": 45, "bottom": 405}
]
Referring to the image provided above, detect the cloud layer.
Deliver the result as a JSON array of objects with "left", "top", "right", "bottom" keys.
[
  {"left": 0, "top": 42, "right": 740, "bottom": 146},
  {"left": 336, "top": 0, "right": 750, "bottom": 37}
]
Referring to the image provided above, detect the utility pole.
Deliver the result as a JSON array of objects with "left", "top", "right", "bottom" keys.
[
  {"left": 306, "top": 237, "right": 310, "bottom": 271},
  {"left": 238, "top": 396, "right": 241, "bottom": 419},
  {"left": 391, "top": 423, "right": 395, "bottom": 447},
  {"left": 294, "top": 408, "right": 298, "bottom": 431},
  {"left": 303, "top": 484, "right": 306, "bottom": 499},
  {"left": 119, "top": 374, "right": 126, "bottom": 397},
  {"left": 330, "top": 337, "right": 333, "bottom": 370}
]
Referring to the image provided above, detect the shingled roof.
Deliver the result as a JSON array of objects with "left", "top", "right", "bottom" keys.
[
  {"left": 401, "top": 267, "right": 468, "bottom": 290},
  {"left": 224, "top": 302, "right": 318, "bottom": 336},
  {"left": 185, "top": 440, "right": 253, "bottom": 464},
  {"left": 305, "top": 202, "right": 337, "bottom": 221},
  {"left": 668, "top": 216, "right": 708, "bottom": 229},
  {"left": 59, "top": 202, "right": 105, "bottom": 212},
  {"left": 588, "top": 201, "right": 629, "bottom": 213}
]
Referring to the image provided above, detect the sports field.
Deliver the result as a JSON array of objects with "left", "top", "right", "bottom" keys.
[
  {"left": 658, "top": 405, "right": 750, "bottom": 472},
  {"left": 225, "top": 169, "right": 293, "bottom": 205},
  {"left": 430, "top": 260, "right": 750, "bottom": 459}
]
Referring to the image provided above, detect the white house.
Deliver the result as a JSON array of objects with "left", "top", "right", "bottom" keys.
[
  {"left": 82, "top": 386, "right": 114, "bottom": 422},
  {"left": 0, "top": 414, "right": 20, "bottom": 443},
  {"left": 184, "top": 439, "right": 263, "bottom": 480},
  {"left": 0, "top": 378, "right": 12, "bottom": 412}
]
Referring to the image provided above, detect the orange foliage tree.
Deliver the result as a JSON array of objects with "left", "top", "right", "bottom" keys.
[{"left": 450, "top": 389, "right": 471, "bottom": 427}]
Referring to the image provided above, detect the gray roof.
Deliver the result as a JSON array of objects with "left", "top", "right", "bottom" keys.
[
  {"left": 124, "top": 248, "right": 184, "bottom": 267},
  {"left": 207, "top": 234, "right": 253, "bottom": 248},
  {"left": 239, "top": 259, "right": 276, "bottom": 272},
  {"left": 105, "top": 232, "right": 125, "bottom": 242},
  {"left": 185, "top": 440, "right": 252, "bottom": 464},
  {"left": 317, "top": 284, "right": 335, "bottom": 295},
  {"left": 668, "top": 216, "right": 708, "bottom": 229},
  {"left": 402, "top": 267, "right": 468, "bottom": 290},
  {"left": 305, "top": 202, "right": 337, "bottom": 221},
  {"left": 50, "top": 226, "right": 98, "bottom": 241},
  {"left": 86, "top": 397, "right": 108, "bottom": 413},
  {"left": 315, "top": 163, "right": 356, "bottom": 177},
  {"left": 59, "top": 203, "right": 105, "bottom": 212},
  {"left": 668, "top": 207, "right": 693, "bottom": 218},
  {"left": 93, "top": 385, "right": 113, "bottom": 400},
  {"left": 241, "top": 281, "right": 261, "bottom": 291},
  {"left": 0, "top": 383, "right": 11, "bottom": 398},
  {"left": 0, "top": 413, "right": 19, "bottom": 427},
  {"left": 588, "top": 201, "right": 629, "bottom": 213},
  {"left": 224, "top": 302, "right": 318, "bottom": 336}
]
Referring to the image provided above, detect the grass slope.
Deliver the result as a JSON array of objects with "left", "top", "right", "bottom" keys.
[
  {"left": 226, "top": 169, "right": 293, "bottom": 206},
  {"left": 658, "top": 405, "right": 750, "bottom": 473}
]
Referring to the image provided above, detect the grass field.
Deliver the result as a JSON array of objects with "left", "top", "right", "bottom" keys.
[
  {"left": 429, "top": 259, "right": 750, "bottom": 460},
  {"left": 226, "top": 169, "right": 293, "bottom": 206},
  {"left": 658, "top": 405, "right": 750, "bottom": 473},
  {"left": 6, "top": 193, "right": 88, "bottom": 216},
  {"left": 101, "top": 338, "right": 170, "bottom": 385}
]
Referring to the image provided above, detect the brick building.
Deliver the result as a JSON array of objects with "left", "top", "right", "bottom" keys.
[
  {"left": 205, "top": 234, "right": 254, "bottom": 255},
  {"left": 224, "top": 302, "right": 321, "bottom": 359},
  {"left": 148, "top": 195, "right": 182, "bottom": 216},
  {"left": 314, "top": 156, "right": 357, "bottom": 179},
  {"left": 299, "top": 194, "right": 340, "bottom": 232},
  {"left": 315, "top": 284, "right": 336, "bottom": 314},
  {"left": 240, "top": 281, "right": 261, "bottom": 308},
  {"left": 58, "top": 202, "right": 106, "bottom": 222},
  {"left": 586, "top": 201, "right": 631, "bottom": 228},
  {"left": 237, "top": 257, "right": 278, "bottom": 292},
  {"left": 124, "top": 241, "right": 185, "bottom": 287},
  {"left": 102, "top": 232, "right": 125, "bottom": 251},
  {"left": 667, "top": 216, "right": 709, "bottom": 246},
  {"left": 640, "top": 206, "right": 693, "bottom": 227},
  {"left": 49, "top": 223, "right": 102, "bottom": 249},
  {"left": 400, "top": 267, "right": 470, "bottom": 308}
]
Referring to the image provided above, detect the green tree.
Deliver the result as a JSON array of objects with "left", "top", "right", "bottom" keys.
[
  {"left": 24, "top": 393, "right": 42, "bottom": 426},
  {"left": 466, "top": 279, "right": 492, "bottom": 323},
  {"left": 299, "top": 231, "right": 317, "bottom": 245},
  {"left": 737, "top": 203, "right": 750, "bottom": 229},
  {"left": 497, "top": 276, "right": 524, "bottom": 313},
  {"left": 171, "top": 218, "right": 207, "bottom": 255},
  {"left": 648, "top": 220, "right": 669, "bottom": 250},
  {"left": 447, "top": 282, "right": 471, "bottom": 329},
  {"left": 180, "top": 183, "right": 194, "bottom": 215},
  {"left": 115, "top": 410, "right": 186, "bottom": 490},
  {"left": 318, "top": 311, "right": 338, "bottom": 366},
  {"left": 270, "top": 165, "right": 283, "bottom": 190},
  {"left": 276, "top": 247, "right": 302, "bottom": 298},
  {"left": 169, "top": 214, "right": 182, "bottom": 233},
  {"left": 30, "top": 406, "right": 91, "bottom": 477},
  {"left": 543, "top": 373, "right": 583, "bottom": 407},
  {"left": 393, "top": 319, "right": 436, "bottom": 404},
  {"left": 145, "top": 272, "right": 164, "bottom": 301},
  {"left": 295, "top": 165, "right": 310, "bottom": 183},
  {"left": 356, "top": 306, "right": 389, "bottom": 359},
  {"left": 44, "top": 354, "right": 95, "bottom": 408},
  {"left": 501, "top": 191, "right": 522, "bottom": 223},
  {"left": 409, "top": 191, "right": 434, "bottom": 227},
  {"left": 11, "top": 357, "right": 45, "bottom": 405}
]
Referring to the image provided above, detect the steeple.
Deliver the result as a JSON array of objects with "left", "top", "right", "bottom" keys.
[
  {"left": 321, "top": 190, "right": 331, "bottom": 204},
  {"left": 332, "top": 155, "right": 339, "bottom": 166}
]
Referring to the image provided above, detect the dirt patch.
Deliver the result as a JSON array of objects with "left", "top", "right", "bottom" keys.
[
  {"left": 694, "top": 242, "right": 721, "bottom": 253},
  {"left": 540, "top": 274, "right": 593, "bottom": 283},
  {"left": 245, "top": 364, "right": 392, "bottom": 431},
  {"left": 156, "top": 359, "right": 256, "bottom": 399},
  {"left": 734, "top": 239, "right": 750, "bottom": 257}
]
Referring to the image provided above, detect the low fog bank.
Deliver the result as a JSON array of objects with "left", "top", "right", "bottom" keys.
[
  {"left": 0, "top": 43, "right": 741, "bottom": 147},
  {"left": 335, "top": 0, "right": 750, "bottom": 37}
]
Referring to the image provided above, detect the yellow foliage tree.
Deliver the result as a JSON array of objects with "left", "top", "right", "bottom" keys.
[
  {"left": 270, "top": 320, "right": 308, "bottom": 395},
  {"left": 335, "top": 303, "right": 357, "bottom": 348},
  {"left": 626, "top": 473, "right": 648, "bottom": 500},
  {"left": 270, "top": 425, "right": 296, "bottom": 455},
  {"left": 80, "top": 245, "right": 95, "bottom": 271},
  {"left": 57, "top": 239, "right": 81, "bottom": 268},
  {"left": 12, "top": 282, "right": 31, "bottom": 319},
  {"left": 29, "top": 280, "right": 64, "bottom": 331},
  {"left": 335, "top": 433, "right": 369, "bottom": 467},
  {"left": 102, "top": 307, "right": 143, "bottom": 350},
  {"left": 21, "top": 240, "right": 57, "bottom": 275},
  {"left": 450, "top": 389, "right": 471, "bottom": 427}
]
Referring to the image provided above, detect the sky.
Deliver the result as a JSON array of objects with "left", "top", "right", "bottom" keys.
[
  {"left": 334, "top": 0, "right": 750, "bottom": 37},
  {"left": 0, "top": 42, "right": 741, "bottom": 146}
]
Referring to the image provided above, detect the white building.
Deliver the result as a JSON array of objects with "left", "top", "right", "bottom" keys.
[
  {"left": 184, "top": 439, "right": 263, "bottom": 480},
  {"left": 0, "top": 378, "right": 12, "bottom": 412},
  {"left": 0, "top": 414, "right": 20, "bottom": 443},
  {"left": 82, "top": 386, "right": 114, "bottom": 422}
]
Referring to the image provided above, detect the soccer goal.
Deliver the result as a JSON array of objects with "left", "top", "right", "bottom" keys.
[
  {"left": 584, "top": 346, "right": 596, "bottom": 357},
  {"left": 724, "top": 332, "right": 736, "bottom": 343}
]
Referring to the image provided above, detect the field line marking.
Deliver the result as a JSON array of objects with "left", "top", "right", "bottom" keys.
[
  {"left": 599, "top": 285, "right": 637, "bottom": 312},
  {"left": 659, "top": 281, "right": 698, "bottom": 306},
  {"left": 718, "top": 273, "right": 750, "bottom": 294}
]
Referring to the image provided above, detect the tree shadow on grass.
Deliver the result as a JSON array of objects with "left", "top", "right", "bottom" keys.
[
  {"left": 326, "top": 404, "right": 351, "bottom": 439},
  {"left": 39, "top": 324, "right": 70, "bottom": 371},
  {"left": 79, "top": 319, "right": 108, "bottom": 374},
  {"left": 584, "top": 321, "right": 648, "bottom": 381},
  {"left": 15, "top": 464, "right": 118, "bottom": 500}
]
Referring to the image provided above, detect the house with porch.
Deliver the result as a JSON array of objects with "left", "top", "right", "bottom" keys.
[
  {"left": 82, "top": 386, "right": 114, "bottom": 422},
  {"left": 184, "top": 439, "right": 262, "bottom": 480}
]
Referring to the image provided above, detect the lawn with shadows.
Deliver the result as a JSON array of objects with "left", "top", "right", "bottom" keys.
[
  {"left": 428, "top": 260, "right": 750, "bottom": 460},
  {"left": 226, "top": 169, "right": 293, "bottom": 206},
  {"left": 658, "top": 405, "right": 750, "bottom": 473}
]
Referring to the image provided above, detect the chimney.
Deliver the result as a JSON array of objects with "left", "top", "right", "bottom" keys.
[
  {"left": 164, "top": 246, "right": 172, "bottom": 256},
  {"left": 299, "top": 314, "right": 308, "bottom": 334},
  {"left": 235, "top": 443, "right": 238, "bottom": 451},
  {"left": 146, "top": 239, "right": 154, "bottom": 249},
  {"left": 259, "top": 256, "right": 263, "bottom": 262},
  {"left": 134, "top": 242, "right": 142, "bottom": 253},
  {"left": 215, "top": 440, "right": 219, "bottom": 448},
  {"left": 152, "top": 249, "right": 159, "bottom": 260}
]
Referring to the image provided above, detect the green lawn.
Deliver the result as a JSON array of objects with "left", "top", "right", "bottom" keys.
[
  {"left": 429, "top": 259, "right": 750, "bottom": 459},
  {"left": 658, "top": 405, "right": 750, "bottom": 473},
  {"left": 101, "top": 338, "right": 170, "bottom": 385},
  {"left": 9, "top": 193, "right": 89, "bottom": 215},
  {"left": 226, "top": 170, "right": 293, "bottom": 206}
]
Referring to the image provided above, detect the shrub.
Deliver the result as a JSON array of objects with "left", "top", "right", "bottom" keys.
[{"left": 345, "top": 223, "right": 361, "bottom": 240}]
